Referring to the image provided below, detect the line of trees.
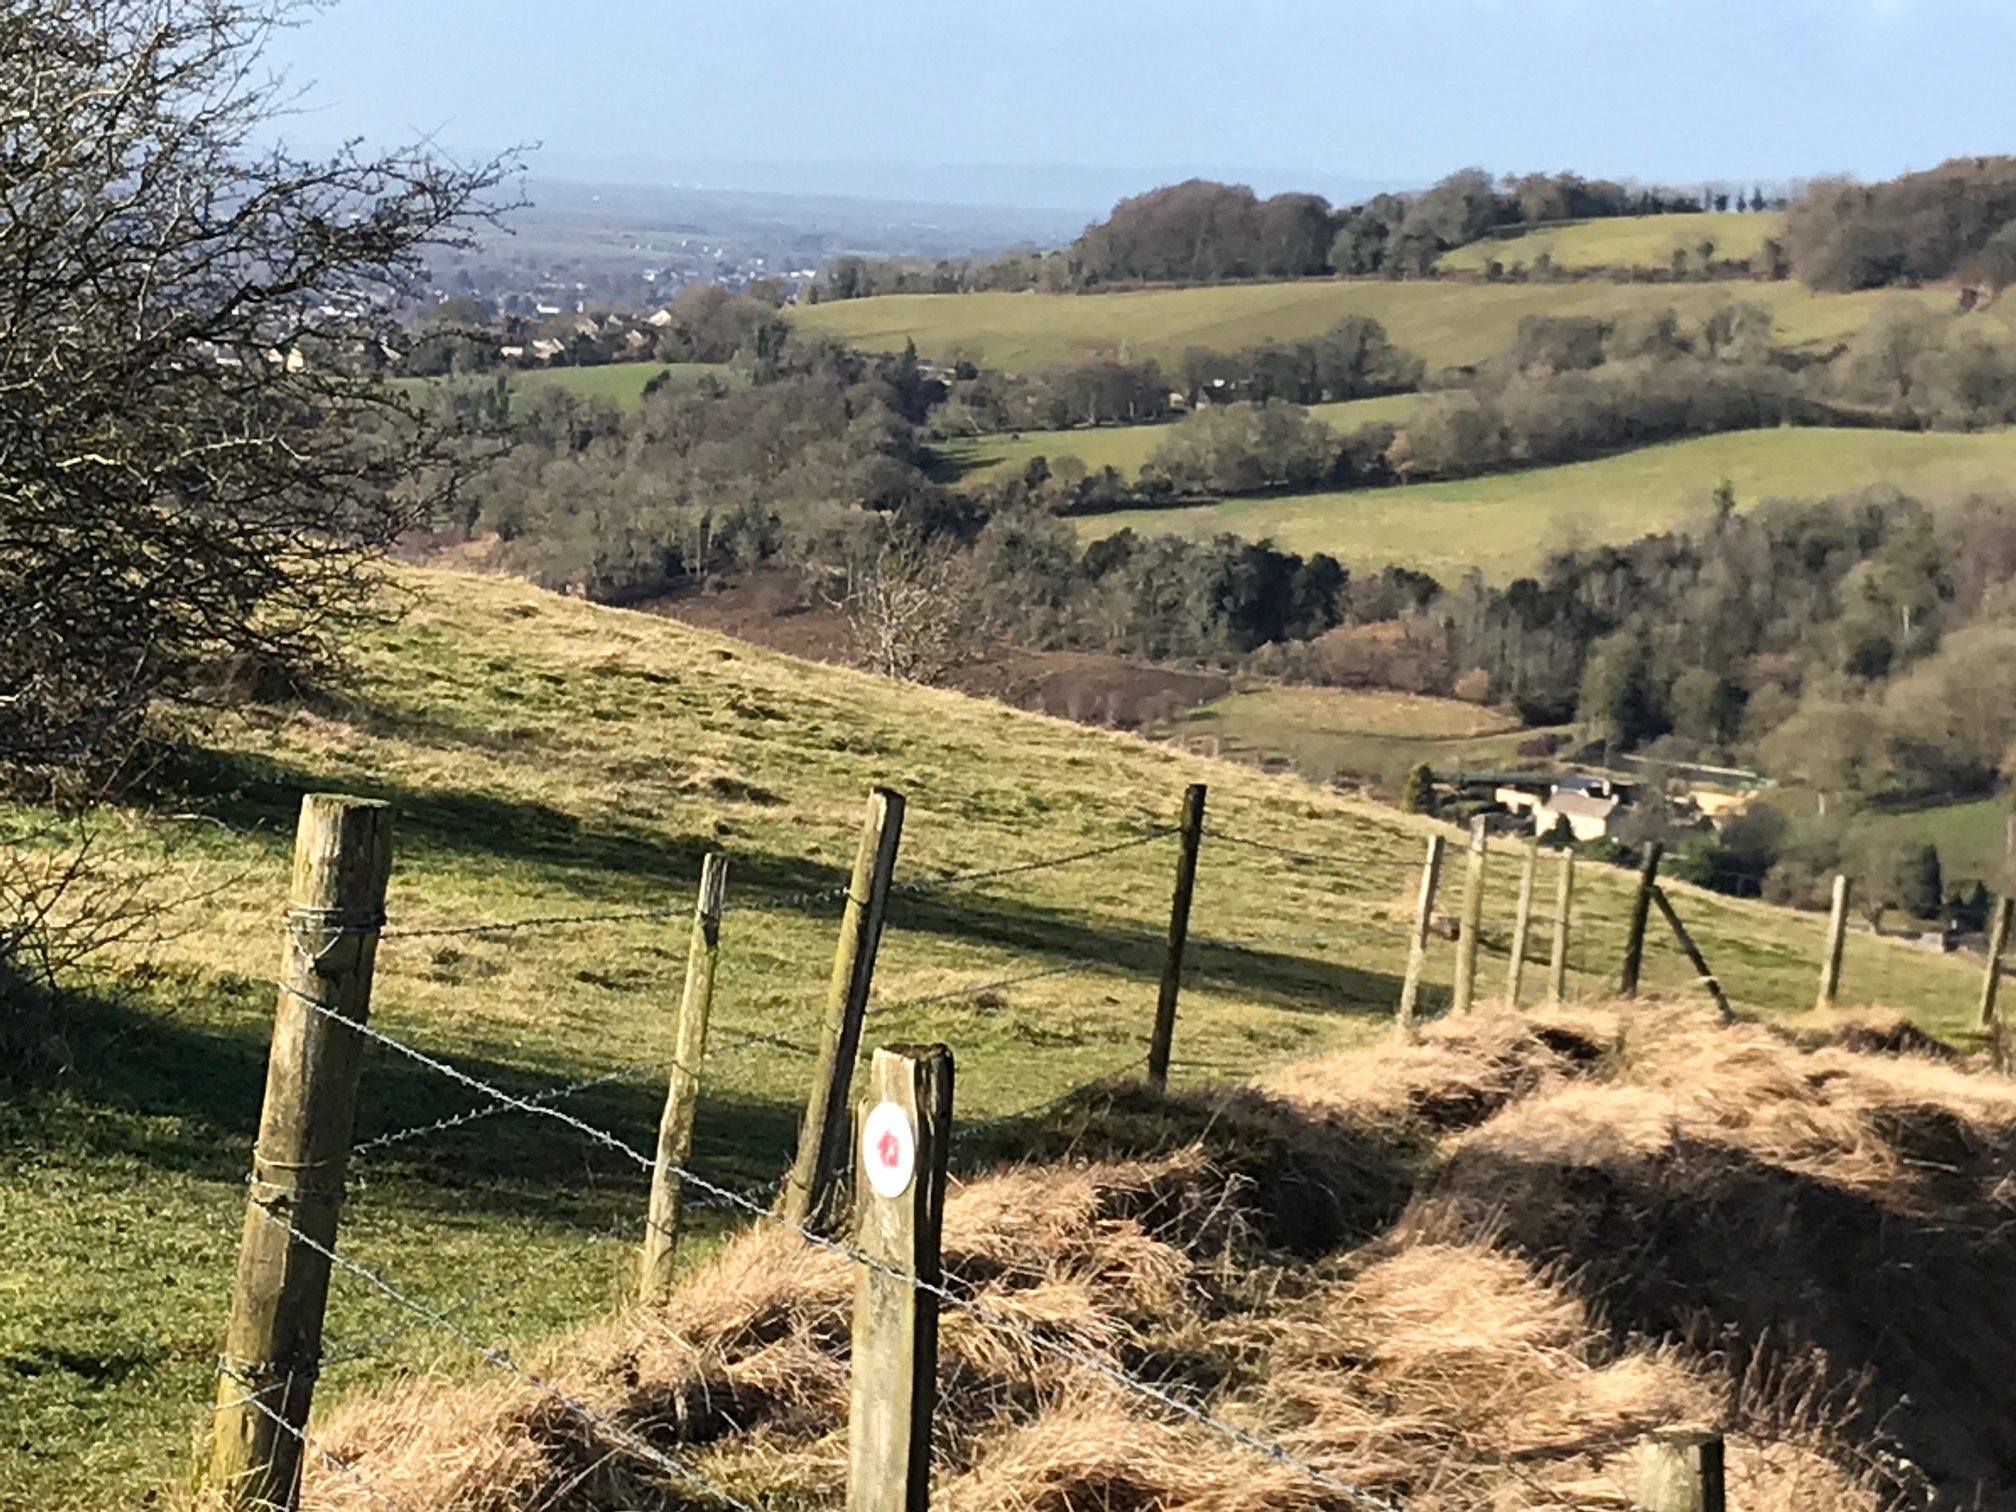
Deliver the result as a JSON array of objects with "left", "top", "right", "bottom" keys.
[
  {"left": 927, "top": 316, "right": 1424, "bottom": 438},
  {"left": 815, "top": 169, "right": 1742, "bottom": 298}
]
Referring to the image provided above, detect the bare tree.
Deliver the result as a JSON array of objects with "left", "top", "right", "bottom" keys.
[
  {"left": 0, "top": 0, "right": 517, "bottom": 790},
  {"left": 830, "top": 534, "right": 988, "bottom": 685},
  {"left": 1, "top": 0, "right": 513, "bottom": 1010}
]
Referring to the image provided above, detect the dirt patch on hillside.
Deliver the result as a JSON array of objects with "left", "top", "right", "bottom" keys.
[
  {"left": 291, "top": 1004, "right": 2016, "bottom": 1511},
  {"left": 644, "top": 570, "right": 1232, "bottom": 730}
]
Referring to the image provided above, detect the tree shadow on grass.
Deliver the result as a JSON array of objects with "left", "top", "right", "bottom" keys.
[
  {"left": 889, "top": 882, "right": 1413, "bottom": 1021},
  {"left": 144, "top": 744, "right": 848, "bottom": 906},
  {"left": 5, "top": 989, "right": 802, "bottom": 1234}
]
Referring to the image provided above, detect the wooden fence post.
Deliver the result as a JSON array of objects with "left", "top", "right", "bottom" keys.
[
  {"left": 1146, "top": 783, "right": 1207, "bottom": 1092},
  {"left": 639, "top": 851, "right": 728, "bottom": 1305},
  {"left": 1981, "top": 894, "right": 2013, "bottom": 1071},
  {"left": 1396, "top": 834, "right": 1445, "bottom": 1033},
  {"left": 1651, "top": 886, "right": 1734, "bottom": 1023},
  {"left": 210, "top": 795, "right": 392, "bottom": 1512},
  {"left": 1451, "top": 817, "right": 1488, "bottom": 1014},
  {"left": 1547, "top": 850, "right": 1575, "bottom": 1005},
  {"left": 1636, "top": 1429, "right": 1726, "bottom": 1512},
  {"left": 1976, "top": 894, "right": 2011, "bottom": 1028},
  {"left": 1504, "top": 837, "right": 1540, "bottom": 1007},
  {"left": 1619, "top": 842, "right": 1665, "bottom": 999},
  {"left": 1817, "top": 873, "right": 1851, "bottom": 1011},
  {"left": 847, "top": 1044, "right": 954, "bottom": 1512},
  {"left": 782, "top": 788, "right": 905, "bottom": 1231}
]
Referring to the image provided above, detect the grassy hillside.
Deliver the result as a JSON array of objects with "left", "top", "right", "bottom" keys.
[
  {"left": 1864, "top": 799, "right": 2013, "bottom": 889},
  {"left": 789, "top": 279, "right": 1965, "bottom": 373},
  {"left": 1077, "top": 426, "right": 2016, "bottom": 580},
  {"left": 1177, "top": 686, "right": 1559, "bottom": 790},
  {"left": 1438, "top": 211, "right": 1781, "bottom": 275},
  {"left": 940, "top": 393, "right": 1422, "bottom": 482},
  {"left": 512, "top": 360, "right": 724, "bottom": 406},
  {"left": 0, "top": 567, "right": 1989, "bottom": 1508}
]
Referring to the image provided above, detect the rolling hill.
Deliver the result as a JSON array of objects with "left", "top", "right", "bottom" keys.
[
  {"left": 395, "top": 361, "right": 733, "bottom": 411},
  {"left": 789, "top": 277, "right": 1972, "bottom": 374},
  {"left": 1, "top": 566, "right": 1992, "bottom": 1509},
  {"left": 1074, "top": 426, "right": 2016, "bottom": 580},
  {"left": 1438, "top": 210, "right": 1782, "bottom": 275},
  {"left": 1174, "top": 685, "right": 1562, "bottom": 790},
  {"left": 939, "top": 393, "right": 1422, "bottom": 481}
]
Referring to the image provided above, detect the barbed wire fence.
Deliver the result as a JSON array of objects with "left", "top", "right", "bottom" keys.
[
  {"left": 222, "top": 968, "right": 1409, "bottom": 1512},
  {"left": 199, "top": 780, "right": 1741, "bottom": 1512}
]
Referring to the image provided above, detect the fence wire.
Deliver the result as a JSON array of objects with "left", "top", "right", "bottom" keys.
[
  {"left": 373, "top": 823, "right": 1177, "bottom": 946},
  {"left": 872, "top": 958, "right": 1102, "bottom": 1016},
  {"left": 351, "top": 1065, "right": 636, "bottom": 1159},
  {"left": 270, "top": 981, "right": 1403, "bottom": 1512},
  {"left": 242, "top": 1201, "right": 764, "bottom": 1512},
  {"left": 1208, "top": 826, "right": 1424, "bottom": 882},
  {"left": 894, "top": 827, "right": 1178, "bottom": 897},
  {"left": 231, "top": 1389, "right": 417, "bottom": 1512}
]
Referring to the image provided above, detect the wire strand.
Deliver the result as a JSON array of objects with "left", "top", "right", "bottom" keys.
[
  {"left": 893, "top": 828, "right": 1179, "bottom": 896},
  {"left": 244, "top": 1201, "right": 763, "bottom": 1512},
  {"left": 872, "top": 959, "right": 1100, "bottom": 1015},
  {"left": 276, "top": 983, "right": 1401, "bottom": 1511}
]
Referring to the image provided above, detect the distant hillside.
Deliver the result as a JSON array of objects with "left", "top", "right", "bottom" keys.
[
  {"left": 1438, "top": 210, "right": 1781, "bottom": 275},
  {"left": 790, "top": 278, "right": 1963, "bottom": 374},
  {"left": 1073, "top": 426, "right": 2016, "bottom": 580},
  {"left": 941, "top": 393, "right": 1422, "bottom": 481}
]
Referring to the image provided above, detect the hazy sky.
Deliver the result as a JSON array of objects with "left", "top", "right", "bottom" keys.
[{"left": 266, "top": 0, "right": 2016, "bottom": 208}]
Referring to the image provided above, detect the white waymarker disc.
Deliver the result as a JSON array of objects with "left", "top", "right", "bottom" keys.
[{"left": 861, "top": 1100, "right": 917, "bottom": 1200}]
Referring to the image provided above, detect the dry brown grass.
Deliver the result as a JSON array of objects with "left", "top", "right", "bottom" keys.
[{"left": 296, "top": 1003, "right": 2016, "bottom": 1511}]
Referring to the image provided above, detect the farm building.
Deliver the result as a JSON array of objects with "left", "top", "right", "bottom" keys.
[
  {"left": 1532, "top": 786, "right": 1623, "bottom": 842},
  {"left": 1496, "top": 775, "right": 1626, "bottom": 842}
]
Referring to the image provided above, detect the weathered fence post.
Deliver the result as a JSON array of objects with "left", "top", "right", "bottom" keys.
[
  {"left": 1636, "top": 1429, "right": 1726, "bottom": 1512},
  {"left": 1146, "top": 782, "right": 1207, "bottom": 1092},
  {"left": 1619, "top": 841, "right": 1665, "bottom": 999},
  {"left": 1547, "top": 850, "right": 1576, "bottom": 1005},
  {"left": 1817, "top": 872, "right": 1851, "bottom": 1011},
  {"left": 1651, "top": 886, "right": 1734, "bottom": 1023},
  {"left": 1982, "top": 894, "right": 2014, "bottom": 1071},
  {"left": 1396, "top": 833, "right": 1446, "bottom": 1033},
  {"left": 211, "top": 795, "right": 392, "bottom": 1512},
  {"left": 639, "top": 851, "right": 728, "bottom": 1304},
  {"left": 1504, "top": 837, "right": 1540, "bottom": 1006},
  {"left": 1451, "top": 817, "right": 1488, "bottom": 1014},
  {"left": 847, "top": 1044, "right": 954, "bottom": 1512},
  {"left": 782, "top": 787, "right": 905, "bottom": 1231},
  {"left": 1976, "top": 894, "right": 2011, "bottom": 1028}
]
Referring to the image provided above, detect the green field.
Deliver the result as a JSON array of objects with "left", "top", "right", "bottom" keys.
[
  {"left": 510, "top": 360, "right": 724, "bottom": 406},
  {"left": 1178, "top": 685, "right": 1560, "bottom": 789},
  {"left": 1077, "top": 427, "right": 2016, "bottom": 580},
  {"left": 940, "top": 393, "right": 1423, "bottom": 481},
  {"left": 1, "top": 567, "right": 1992, "bottom": 1509},
  {"left": 1865, "top": 799, "right": 2013, "bottom": 889},
  {"left": 790, "top": 278, "right": 1966, "bottom": 374},
  {"left": 395, "top": 361, "right": 730, "bottom": 411},
  {"left": 1439, "top": 211, "right": 1781, "bottom": 275}
]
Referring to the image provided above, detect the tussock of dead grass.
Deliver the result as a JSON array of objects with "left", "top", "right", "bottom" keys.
[{"left": 302, "top": 1003, "right": 2015, "bottom": 1511}]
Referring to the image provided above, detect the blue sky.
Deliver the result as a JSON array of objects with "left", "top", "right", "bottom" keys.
[{"left": 266, "top": 0, "right": 2016, "bottom": 208}]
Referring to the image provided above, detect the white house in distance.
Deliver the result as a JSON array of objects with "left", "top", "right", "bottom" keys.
[{"left": 1496, "top": 775, "right": 1624, "bottom": 843}]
